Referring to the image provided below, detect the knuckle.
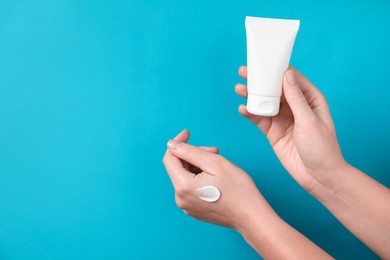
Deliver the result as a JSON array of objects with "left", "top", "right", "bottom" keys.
[
  {"left": 175, "top": 194, "right": 187, "bottom": 209},
  {"left": 209, "top": 154, "right": 221, "bottom": 164},
  {"left": 191, "top": 214, "right": 201, "bottom": 221},
  {"left": 320, "top": 93, "right": 328, "bottom": 105},
  {"left": 212, "top": 154, "right": 225, "bottom": 168},
  {"left": 175, "top": 181, "right": 191, "bottom": 198},
  {"left": 292, "top": 91, "right": 306, "bottom": 103}
]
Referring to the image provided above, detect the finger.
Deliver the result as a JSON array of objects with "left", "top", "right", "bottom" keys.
[
  {"left": 163, "top": 147, "right": 191, "bottom": 188},
  {"left": 198, "top": 146, "right": 219, "bottom": 154},
  {"left": 238, "top": 105, "right": 272, "bottom": 135},
  {"left": 293, "top": 69, "right": 332, "bottom": 124},
  {"left": 163, "top": 129, "right": 192, "bottom": 187},
  {"left": 283, "top": 70, "right": 315, "bottom": 122},
  {"left": 238, "top": 66, "right": 247, "bottom": 80},
  {"left": 235, "top": 83, "right": 248, "bottom": 98},
  {"left": 167, "top": 140, "right": 218, "bottom": 173},
  {"left": 170, "top": 128, "right": 190, "bottom": 169},
  {"left": 173, "top": 129, "right": 190, "bottom": 142},
  {"left": 182, "top": 146, "right": 219, "bottom": 173},
  {"left": 164, "top": 128, "right": 190, "bottom": 174},
  {"left": 295, "top": 70, "right": 326, "bottom": 107},
  {"left": 293, "top": 68, "right": 323, "bottom": 97}
]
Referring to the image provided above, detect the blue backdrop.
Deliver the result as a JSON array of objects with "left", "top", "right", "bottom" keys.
[{"left": 0, "top": 0, "right": 389, "bottom": 259}]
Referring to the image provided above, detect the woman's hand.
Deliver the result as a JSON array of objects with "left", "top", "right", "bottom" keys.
[
  {"left": 162, "top": 129, "right": 275, "bottom": 231},
  {"left": 162, "top": 129, "right": 332, "bottom": 259},
  {"left": 236, "top": 66, "right": 390, "bottom": 258},
  {"left": 235, "top": 66, "right": 347, "bottom": 200}
]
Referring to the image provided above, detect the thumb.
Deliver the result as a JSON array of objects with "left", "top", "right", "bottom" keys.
[{"left": 283, "top": 70, "right": 315, "bottom": 122}]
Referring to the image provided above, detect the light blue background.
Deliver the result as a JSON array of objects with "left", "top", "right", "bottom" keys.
[{"left": 0, "top": 0, "right": 389, "bottom": 259}]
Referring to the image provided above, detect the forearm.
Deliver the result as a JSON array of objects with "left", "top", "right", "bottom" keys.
[
  {"left": 313, "top": 164, "right": 390, "bottom": 258},
  {"left": 237, "top": 207, "right": 332, "bottom": 259}
]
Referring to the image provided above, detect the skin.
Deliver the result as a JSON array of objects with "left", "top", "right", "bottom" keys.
[
  {"left": 162, "top": 67, "right": 390, "bottom": 258},
  {"left": 236, "top": 66, "right": 390, "bottom": 258},
  {"left": 163, "top": 130, "right": 332, "bottom": 259}
]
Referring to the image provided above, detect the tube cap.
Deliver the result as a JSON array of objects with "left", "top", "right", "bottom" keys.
[{"left": 247, "top": 94, "right": 280, "bottom": 116}]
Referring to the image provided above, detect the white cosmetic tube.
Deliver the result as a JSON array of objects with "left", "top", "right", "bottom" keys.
[{"left": 245, "top": 16, "right": 300, "bottom": 116}]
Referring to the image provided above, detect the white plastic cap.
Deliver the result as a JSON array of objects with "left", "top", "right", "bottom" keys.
[{"left": 247, "top": 94, "right": 280, "bottom": 116}]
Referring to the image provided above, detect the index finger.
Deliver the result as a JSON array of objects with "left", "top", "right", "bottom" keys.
[
  {"left": 163, "top": 150, "right": 192, "bottom": 188},
  {"left": 167, "top": 141, "right": 219, "bottom": 173}
]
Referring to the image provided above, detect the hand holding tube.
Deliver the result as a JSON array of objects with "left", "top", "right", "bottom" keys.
[
  {"left": 236, "top": 66, "right": 390, "bottom": 258},
  {"left": 236, "top": 66, "right": 346, "bottom": 198}
]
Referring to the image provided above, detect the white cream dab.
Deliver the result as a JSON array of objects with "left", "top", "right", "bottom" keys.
[{"left": 195, "top": 185, "right": 221, "bottom": 203}]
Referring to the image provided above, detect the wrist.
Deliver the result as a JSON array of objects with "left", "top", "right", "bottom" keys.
[
  {"left": 236, "top": 206, "right": 330, "bottom": 259},
  {"left": 308, "top": 160, "right": 352, "bottom": 205},
  {"left": 239, "top": 210, "right": 285, "bottom": 257},
  {"left": 235, "top": 201, "right": 282, "bottom": 241}
]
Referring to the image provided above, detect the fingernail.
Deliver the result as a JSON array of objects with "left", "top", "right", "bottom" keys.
[
  {"left": 167, "top": 140, "right": 180, "bottom": 149},
  {"left": 286, "top": 70, "right": 297, "bottom": 85}
]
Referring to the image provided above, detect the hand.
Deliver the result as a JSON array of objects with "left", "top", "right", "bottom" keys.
[
  {"left": 235, "top": 66, "right": 348, "bottom": 198},
  {"left": 162, "top": 129, "right": 276, "bottom": 231},
  {"left": 162, "top": 130, "right": 332, "bottom": 258}
]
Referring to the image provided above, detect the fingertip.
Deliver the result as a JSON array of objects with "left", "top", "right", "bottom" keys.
[
  {"left": 282, "top": 70, "right": 298, "bottom": 96},
  {"left": 234, "top": 83, "right": 242, "bottom": 93},
  {"left": 238, "top": 65, "right": 246, "bottom": 73},
  {"left": 234, "top": 83, "right": 239, "bottom": 91},
  {"left": 182, "top": 128, "right": 190, "bottom": 137},
  {"left": 235, "top": 83, "right": 245, "bottom": 89},
  {"left": 174, "top": 128, "right": 190, "bottom": 142},
  {"left": 238, "top": 104, "right": 248, "bottom": 115},
  {"left": 239, "top": 104, "right": 255, "bottom": 119},
  {"left": 285, "top": 70, "right": 297, "bottom": 85},
  {"left": 238, "top": 66, "right": 247, "bottom": 78},
  {"left": 238, "top": 104, "right": 243, "bottom": 113},
  {"left": 238, "top": 66, "right": 244, "bottom": 75},
  {"left": 235, "top": 84, "right": 248, "bottom": 98}
]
